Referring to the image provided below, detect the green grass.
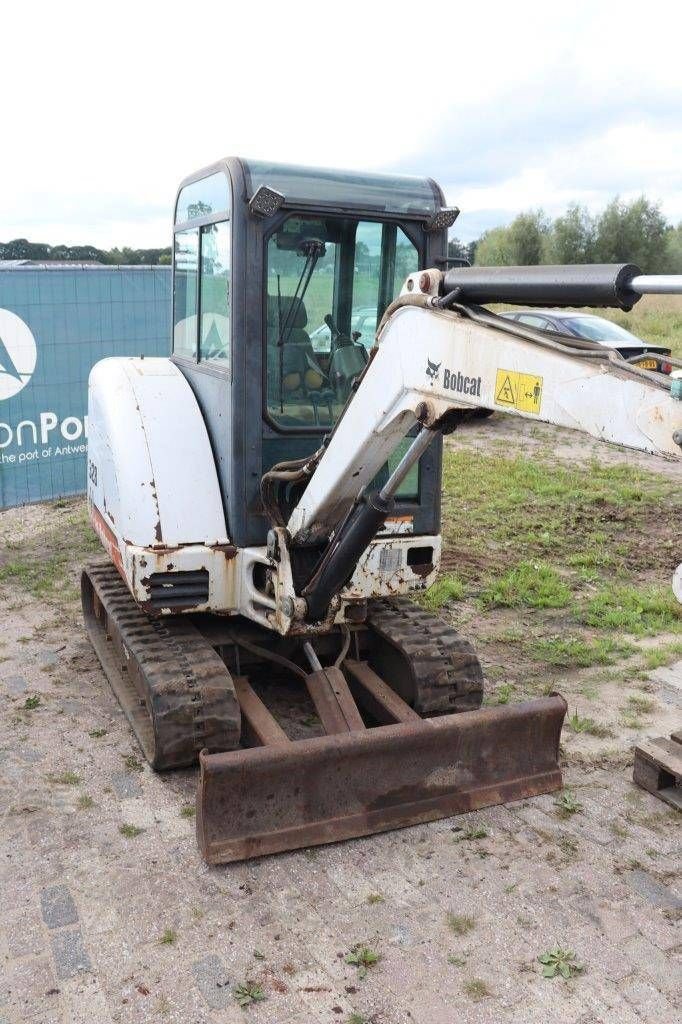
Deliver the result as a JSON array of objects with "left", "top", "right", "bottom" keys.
[
  {"left": 420, "top": 573, "right": 465, "bottom": 609},
  {"left": 453, "top": 825, "right": 488, "bottom": 842},
  {"left": 463, "top": 978, "right": 492, "bottom": 1000},
  {"left": 440, "top": 451, "right": 678, "bottom": 623},
  {"left": 527, "top": 635, "right": 634, "bottom": 668},
  {"left": 344, "top": 944, "right": 381, "bottom": 980},
  {"left": 159, "top": 928, "right": 177, "bottom": 945},
  {"left": 47, "top": 771, "right": 80, "bottom": 786},
  {"left": 0, "top": 504, "right": 101, "bottom": 601},
  {"left": 442, "top": 450, "right": 674, "bottom": 545},
  {"left": 566, "top": 549, "right": 616, "bottom": 571},
  {"left": 492, "top": 682, "right": 514, "bottom": 704},
  {"left": 578, "top": 585, "right": 681, "bottom": 635},
  {"left": 626, "top": 694, "right": 656, "bottom": 715},
  {"left": 538, "top": 946, "right": 584, "bottom": 980},
  {"left": 566, "top": 711, "right": 613, "bottom": 738},
  {"left": 233, "top": 981, "right": 266, "bottom": 1007},
  {"left": 554, "top": 791, "right": 583, "bottom": 817},
  {"left": 120, "top": 823, "right": 145, "bottom": 839},
  {"left": 641, "top": 641, "right": 682, "bottom": 669},
  {"left": 480, "top": 561, "right": 571, "bottom": 609},
  {"left": 447, "top": 913, "right": 476, "bottom": 935},
  {"left": 0, "top": 556, "right": 68, "bottom": 597}
]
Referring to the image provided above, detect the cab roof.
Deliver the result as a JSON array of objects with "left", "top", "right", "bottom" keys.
[
  {"left": 240, "top": 157, "right": 444, "bottom": 217},
  {"left": 175, "top": 157, "right": 445, "bottom": 225}
]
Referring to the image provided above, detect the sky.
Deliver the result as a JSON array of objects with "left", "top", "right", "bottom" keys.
[{"left": 2, "top": 0, "right": 681, "bottom": 248}]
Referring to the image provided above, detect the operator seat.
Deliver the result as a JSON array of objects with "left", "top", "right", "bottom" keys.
[{"left": 266, "top": 296, "right": 333, "bottom": 423}]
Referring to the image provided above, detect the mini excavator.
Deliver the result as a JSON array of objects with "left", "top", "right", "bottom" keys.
[{"left": 82, "top": 158, "right": 682, "bottom": 862}]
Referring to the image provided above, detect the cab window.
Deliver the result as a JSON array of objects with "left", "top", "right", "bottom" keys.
[
  {"left": 175, "top": 171, "right": 229, "bottom": 224},
  {"left": 199, "top": 221, "right": 230, "bottom": 366},
  {"left": 173, "top": 220, "right": 231, "bottom": 366},
  {"left": 173, "top": 228, "right": 199, "bottom": 358},
  {"left": 265, "top": 216, "right": 419, "bottom": 430}
]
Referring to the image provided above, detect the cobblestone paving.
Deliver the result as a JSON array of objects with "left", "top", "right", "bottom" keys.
[{"left": 1, "top": 611, "right": 680, "bottom": 1024}]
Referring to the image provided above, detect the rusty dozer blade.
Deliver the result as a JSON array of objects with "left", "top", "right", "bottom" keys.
[{"left": 197, "top": 692, "right": 567, "bottom": 864}]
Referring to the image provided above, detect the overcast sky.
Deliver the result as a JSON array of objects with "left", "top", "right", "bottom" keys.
[{"left": 3, "top": 1, "right": 681, "bottom": 247}]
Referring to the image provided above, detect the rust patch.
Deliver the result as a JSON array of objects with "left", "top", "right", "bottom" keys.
[
  {"left": 89, "top": 504, "right": 124, "bottom": 579},
  {"left": 211, "top": 543, "right": 238, "bottom": 559},
  {"left": 197, "top": 695, "right": 567, "bottom": 864}
]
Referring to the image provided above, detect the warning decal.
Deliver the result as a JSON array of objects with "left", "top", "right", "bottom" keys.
[{"left": 495, "top": 369, "right": 543, "bottom": 415}]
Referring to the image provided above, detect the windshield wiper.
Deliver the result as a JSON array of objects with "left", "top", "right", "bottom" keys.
[{"left": 277, "top": 238, "right": 326, "bottom": 411}]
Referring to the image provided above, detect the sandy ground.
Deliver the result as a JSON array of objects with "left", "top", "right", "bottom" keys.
[{"left": 0, "top": 416, "right": 680, "bottom": 1024}]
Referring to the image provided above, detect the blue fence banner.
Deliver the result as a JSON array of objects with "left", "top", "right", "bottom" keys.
[{"left": 0, "top": 264, "right": 171, "bottom": 509}]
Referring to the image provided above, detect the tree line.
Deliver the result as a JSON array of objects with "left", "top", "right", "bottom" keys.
[
  {"left": 0, "top": 239, "right": 171, "bottom": 265},
  {"left": 4, "top": 195, "right": 681, "bottom": 274},
  {"left": 449, "top": 196, "right": 682, "bottom": 272}
]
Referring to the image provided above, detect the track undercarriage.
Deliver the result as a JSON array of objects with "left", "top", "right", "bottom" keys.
[{"left": 82, "top": 563, "right": 566, "bottom": 864}]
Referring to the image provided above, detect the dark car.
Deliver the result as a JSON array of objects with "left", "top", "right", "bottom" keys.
[{"left": 500, "top": 310, "right": 673, "bottom": 373}]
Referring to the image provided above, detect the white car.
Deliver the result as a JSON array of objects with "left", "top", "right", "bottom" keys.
[{"left": 310, "top": 307, "right": 378, "bottom": 353}]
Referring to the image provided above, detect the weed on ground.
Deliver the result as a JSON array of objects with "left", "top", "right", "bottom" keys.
[{"left": 447, "top": 913, "right": 476, "bottom": 936}]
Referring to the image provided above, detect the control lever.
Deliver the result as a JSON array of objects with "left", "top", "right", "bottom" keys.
[{"left": 324, "top": 313, "right": 341, "bottom": 347}]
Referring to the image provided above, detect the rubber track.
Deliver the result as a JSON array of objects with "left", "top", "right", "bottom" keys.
[
  {"left": 82, "top": 564, "right": 240, "bottom": 770},
  {"left": 366, "top": 597, "right": 484, "bottom": 715}
]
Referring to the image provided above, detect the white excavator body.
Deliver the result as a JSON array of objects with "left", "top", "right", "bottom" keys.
[{"left": 81, "top": 156, "right": 682, "bottom": 865}]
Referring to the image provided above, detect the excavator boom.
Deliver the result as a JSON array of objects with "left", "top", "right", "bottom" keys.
[{"left": 288, "top": 270, "right": 681, "bottom": 546}]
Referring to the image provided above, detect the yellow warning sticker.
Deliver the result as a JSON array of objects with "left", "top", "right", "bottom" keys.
[{"left": 495, "top": 369, "right": 543, "bottom": 415}]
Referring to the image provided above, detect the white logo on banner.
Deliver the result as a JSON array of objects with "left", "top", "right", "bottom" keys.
[{"left": 0, "top": 309, "right": 38, "bottom": 401}]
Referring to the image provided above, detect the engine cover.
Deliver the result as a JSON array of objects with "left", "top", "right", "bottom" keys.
[{"left": 87, "top": 357, "right": 233, "bottom": 611}]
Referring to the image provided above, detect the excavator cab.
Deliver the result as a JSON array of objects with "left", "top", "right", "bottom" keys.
[{"left": 170, "top": 158, "right": 449, "bottom": 550}]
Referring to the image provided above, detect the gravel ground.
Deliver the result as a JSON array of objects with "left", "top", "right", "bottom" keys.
[{"left": 1, "top": 418, "right": 680, "bottom": 1024}]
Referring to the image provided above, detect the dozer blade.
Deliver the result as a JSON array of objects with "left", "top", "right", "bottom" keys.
[{"left": 197, "top": 694, "right": 567, "bottom": 864}]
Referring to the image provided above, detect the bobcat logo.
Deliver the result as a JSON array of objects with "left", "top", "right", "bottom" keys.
[{"left": 425, "top": 358, "right": 441, "bottom": 381}]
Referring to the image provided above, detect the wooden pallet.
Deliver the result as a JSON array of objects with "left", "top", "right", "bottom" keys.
[{"left": 633, "top": 730, "right": 682, "bottom": 810}]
